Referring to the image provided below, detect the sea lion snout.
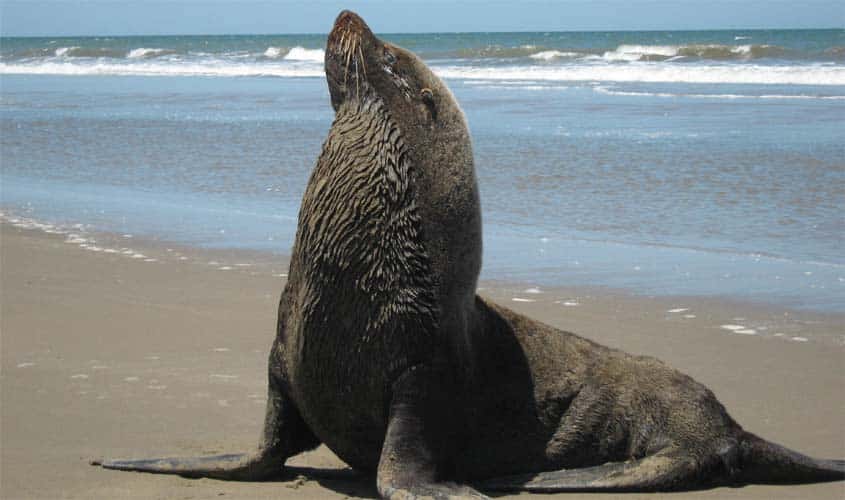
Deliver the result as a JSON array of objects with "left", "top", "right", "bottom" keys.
[
  {"left": 325, "top": 10, "right": 378, "bottom": 109},
  {"left": 330, "top": 10, "right": 371, "bottom": 37},
  {"left": 326, "top": 10, "right": 375, "bottom": 57}
]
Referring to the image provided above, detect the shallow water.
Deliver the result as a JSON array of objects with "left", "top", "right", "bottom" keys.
[{"left": 2, "top": 30, "right": 844, "bottom": 311}]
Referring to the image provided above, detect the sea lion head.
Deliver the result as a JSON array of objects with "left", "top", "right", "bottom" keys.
[{"left": 325, "top": 10, "right": 465, "bottom": 136}]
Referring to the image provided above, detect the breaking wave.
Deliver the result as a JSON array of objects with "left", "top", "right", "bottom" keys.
[
  {"left": 0, "top": 61, "right": 325, "bottom": 78},
  {"left": 434, "top": 63, "right": 845, "bottom": 86},
  {"left": 283, "top": 46, "right": 324, "bottom": 62},
  {"left": 529, "top": 50, "right": 583, "bottom": 61},
  {"left": 126, "top": 47, "right": 175, "bottom": 59},
  {"left": 52, "top": 46, "right": 126, "bottom": 58},
  {"left": 3, "top": 59, "right": 843, "bottom": 85},
  {"left": 597, "top": 43, "right": 792, "bottom": 62},
  {"left": 592, "top": 86, "right": 845, "bottom": 100},
  {"left": 263, "top": 46, "right": 284, "bottom": 58}
]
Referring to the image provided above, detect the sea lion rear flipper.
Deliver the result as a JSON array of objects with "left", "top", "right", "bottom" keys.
[
  {"left": 736, "top": 432, "right": 845, "bottom": 484},
  {"left": 93, "top": 368, "right": 320, "bottom": 480},
  {"left": 377, "top": 366, "right": 490, "bottom": 499},
  {"left": 478, "top": 449, "right": 697, "bottom": 492}
]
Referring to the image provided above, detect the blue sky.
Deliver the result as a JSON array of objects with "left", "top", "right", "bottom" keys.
[{"left": 2, "top": 0, "right": 843, "bottom": 36}]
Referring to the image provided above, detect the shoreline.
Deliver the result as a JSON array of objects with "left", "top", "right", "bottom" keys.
[
  {"left": 2, "top": 222, "right": 844, "bottom": 499},
  {"left": 3, "top": 212, "right": 843, "bottom": 347}
]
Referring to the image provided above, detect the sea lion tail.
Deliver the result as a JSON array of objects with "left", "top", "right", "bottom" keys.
[
  {"left": 91, "top": 451, "right": 285, "bottom": 480},
  {"left": 737, "top": 431, "right": 845, "bottom": 485}
]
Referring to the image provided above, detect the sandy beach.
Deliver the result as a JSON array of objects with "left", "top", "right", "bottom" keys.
[{"left": 1, "top": 222, "right": 843, "bottom": 499}]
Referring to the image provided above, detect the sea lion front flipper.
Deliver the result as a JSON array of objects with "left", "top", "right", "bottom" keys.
[
  {"left": 93, "top": 453, "right": 268, "bottom": 479},
  {"left": 478, "top": 449, "right": 698, "bottom": 493},
  {"left": 93, "top": 366, "right": 320, "bottom": 480},
  {"left": 377, "top": 366, "right": 489, "bottom": 500}
]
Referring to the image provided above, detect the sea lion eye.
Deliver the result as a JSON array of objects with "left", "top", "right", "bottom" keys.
[
  {"left": 420, "top": 88, "right": 437, "bottom": 121},
  {"left": 384, "top": 47, "right": 397, "bottom": 65},
  {"left": 420, "top": 88, "right": 434, "bottom": 105}
]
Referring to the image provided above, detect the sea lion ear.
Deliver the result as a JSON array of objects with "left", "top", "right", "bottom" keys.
[
  {"left": 420, "top": 88, "right": 437, "bottom": 122},
  {"left": 420, "top": 88, "right": 434, "bottom": 103}
]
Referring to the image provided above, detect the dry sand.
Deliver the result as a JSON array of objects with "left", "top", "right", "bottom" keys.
[{"left": 2, "top": 223, "right": 843, "bottom": 499}]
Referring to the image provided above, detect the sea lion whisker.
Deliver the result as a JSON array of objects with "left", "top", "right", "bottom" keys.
[
  {"left": 344, "top": 38, "right": 353, "bottom": 82},
  {"left": 358, "top": 44, "right": 366, "bottom": 76}
]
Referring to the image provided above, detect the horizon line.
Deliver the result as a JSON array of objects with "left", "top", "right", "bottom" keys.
[{"left": 2, "top": 26, "right": 843, "bottom": 39}]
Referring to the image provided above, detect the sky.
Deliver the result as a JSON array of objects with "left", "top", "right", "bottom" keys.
[{"left": 2, "top": 0, "right": 844, "bottom": 36}]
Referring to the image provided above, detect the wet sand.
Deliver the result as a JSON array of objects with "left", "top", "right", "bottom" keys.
[{"left": 2, "top": 222, "right": 843, "bottom": 499}]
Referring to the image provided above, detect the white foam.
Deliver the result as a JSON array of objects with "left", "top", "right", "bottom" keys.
[
  {"left": 17, "top": 362, "right": 35, "bottom": 368},
  {"left": 732, "top": 45, "right": 752, "bottom": 56},
  {"left": 559, "top": 300, "right": 580, "bottom": 307},
  {"left": 601, "top": 44, "right": 679, "bottom": 62},
  {"left": 7, "top": 56, "right": 845, "bottom": 85},
  {"left": 433, "top": 64, "right": 845, "bottom": 86},
  {"left": 124, "top": 376, "right": 140, "bottom": 382},
  {"left": 70, "top": 374, "right": 89, "bottom": 379},
  {"left": 218, "top": 266, "right": 233, "bottom": 270},
  {"left": 523, "top": 287, "right": 543, "bottom": 294},
  {"left": 791, "top": 336, "right": 809, "bottom": 342},
  {"left": 683, "top": 314, "right": 697, "bottom": 319},
  {"left": 66, "top": 235, "right": 87, "bottom": 244},
  {"left": 511, "top": 297, "right": 536, "bottom": 303},
  {"left": 213, "top": 347, "right": 231, "bottom": 352},
  {"left": 263, "top": 46, "right": 284, "bottom": 58},
  {"left": 667, "top": 308, "right": 689, "bottom": 313},
  {"left": 593, "top": 86, "right": 845, "bottom": 100},
  {"left": 0, "top": 61, "right": 324, "bottom": 78},
  {"left": 127, "top": 47, "right": 169, "bottom": 59},
  {"left": 284, "top": 46, "right": 325, "bottom": 62},
  {"left": 54, "top": 46, "right": 79, "bottom": 57},
  {"left": 735, "top": 329, "right": 757, "bottom": 335},
  {"left": 530, "top": 50, "right": 580, "bottom": 61},
  {"left": 720, "top": 324, "right": 746, "bottom": 331}
]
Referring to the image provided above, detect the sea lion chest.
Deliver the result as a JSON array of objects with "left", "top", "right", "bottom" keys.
[{"left": 283, "top": 99, "right": 438, "bottom": 470}]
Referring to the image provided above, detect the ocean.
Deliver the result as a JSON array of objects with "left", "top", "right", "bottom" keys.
[{"left": 1, "top": 29, "right": 844, "bottom": 311}]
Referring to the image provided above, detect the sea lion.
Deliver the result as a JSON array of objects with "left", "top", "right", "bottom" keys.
[{"left": 94, "top": 10, "right": 844, "bottom": 498}]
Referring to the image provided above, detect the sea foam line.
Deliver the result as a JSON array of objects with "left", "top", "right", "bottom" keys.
[
  {"left": 3, "top": 59, "right": 845, "bottom": 86},
  {"left": 127, "top": 47, "right": 172, "bottom": 59},
  {"left": 434, "top": 63, "right": 845, "bottom": 86},
  {"left": 0, "top": 61, "right": 324, "bottom": 78},
  {"left": 593, "top": 86, "right": 845, "bottom": 100}
]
